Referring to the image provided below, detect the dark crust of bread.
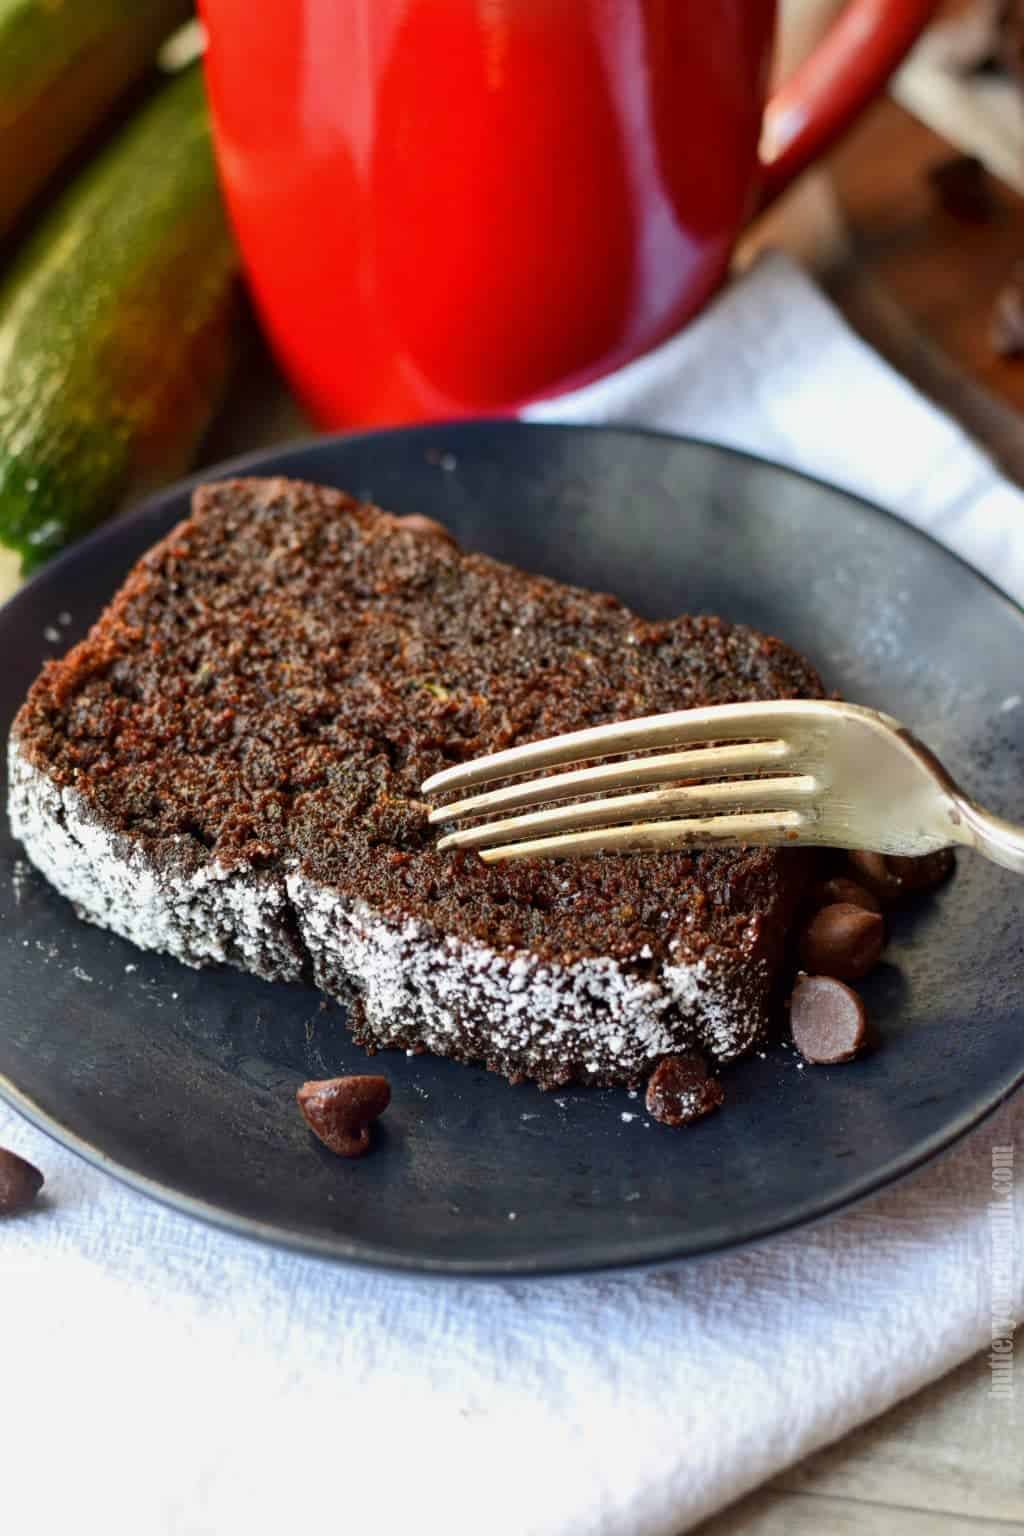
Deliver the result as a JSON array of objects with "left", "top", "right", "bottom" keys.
[{"left": 9, "top": 477, "right": 824, "bottom": 1088}]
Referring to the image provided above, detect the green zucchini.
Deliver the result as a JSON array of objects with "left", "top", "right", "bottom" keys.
[
  {"left": 0, "top": 0, "right": 194, "bottom": 238},
  {"left": 0, "top": 64, "right": 242, "bottom": 581}
]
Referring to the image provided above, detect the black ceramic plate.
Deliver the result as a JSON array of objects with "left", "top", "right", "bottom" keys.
[{"left": 2, "top": 423, "right": 1022, "bottom": 1276}]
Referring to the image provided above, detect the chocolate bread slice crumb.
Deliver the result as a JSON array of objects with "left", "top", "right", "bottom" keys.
[{"left": 9, "top": 477, "right": 824, "bottom": 1088}]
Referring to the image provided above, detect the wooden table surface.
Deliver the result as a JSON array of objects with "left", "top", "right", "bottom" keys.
[
  {"left": 747, "top": 103, "right": 1024, "bottom": 487},
  {"left": 827, "top": 98, "right": 1024, "bottom": 487}
]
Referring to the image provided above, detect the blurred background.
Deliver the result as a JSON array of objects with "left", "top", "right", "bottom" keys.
[{"left": 0, "top": 0, "right": 1020, "bottom": 591}]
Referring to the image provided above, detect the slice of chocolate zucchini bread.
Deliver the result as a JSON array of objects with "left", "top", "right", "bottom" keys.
[{"left": 9, "top": 477, "right": 824, "bottom": 1088}]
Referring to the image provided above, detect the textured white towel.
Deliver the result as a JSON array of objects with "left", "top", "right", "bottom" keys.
[{"left": 3, "top": 253, "right": 1022, "bottom": 1536}]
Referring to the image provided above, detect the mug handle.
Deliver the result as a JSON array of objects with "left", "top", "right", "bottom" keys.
[{"left": 757, "top": 0, "right": 939, "bottom": 211}]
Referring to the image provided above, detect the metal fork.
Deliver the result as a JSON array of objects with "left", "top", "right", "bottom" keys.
[{"left": 420, "top": 699, "right": 1024, "bottom": 871}]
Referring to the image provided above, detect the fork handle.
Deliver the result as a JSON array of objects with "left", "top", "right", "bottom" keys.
[{"left": 954, "top": 798, "right": 1024, "bottom": 875}]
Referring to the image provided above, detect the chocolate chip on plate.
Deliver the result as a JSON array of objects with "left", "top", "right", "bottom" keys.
[
  {"left": 0, "top": 1147, "right": 45, "bottom": 1216},
  {"left": 790, "top": 976, "right": 869, "bottom": 1065},
  {"left": 813, "top": 876, "right": 882, "bottom": 915},
  {"left": 645, "top": 1053, "right": 724, "bottom": 1127},
  {"left": 847, "top": 848, "right": 955, "bottom": 906},
  {"left": 884, "top": 850, "right": 957, "bottom": 891},
  {"left": 799, "top": 902, "right": 885, "bottom": 981},
  {"left": 296, "top": 1075, "right": 391, "bottom": 1158},
  {"left": 846, "top": 851, "right": 904, "bottom": 902}
]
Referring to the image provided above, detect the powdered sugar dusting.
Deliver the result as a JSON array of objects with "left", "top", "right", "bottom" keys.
[
  {"left": 10, "top": 735, "right": 772, "bottom": 1087},
  {"left": 289, "top": 872, "right": 762, "bottom": 1082},
  {"left": 8, "top": 744, "right": 303, "bottom": 984},
  {"left": 11, "top": 857, "right": 30, "bottom": 904}
]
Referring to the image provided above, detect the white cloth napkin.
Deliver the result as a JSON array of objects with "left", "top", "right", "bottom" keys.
[{"left": 3, "top": 253, "right": 1022, "bottom": 1536}]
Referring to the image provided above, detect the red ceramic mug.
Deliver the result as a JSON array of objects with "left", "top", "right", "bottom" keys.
[{"left": 198, "top": 0, "right": 937, "bottom": 427}]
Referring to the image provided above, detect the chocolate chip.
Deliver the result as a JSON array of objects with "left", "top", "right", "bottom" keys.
[
  {"left": 848, "top": 848, "right": 955, "bottom": 905},
  {"left": 962, "top": 50, "right": 1004, "bottom": 79},
  {"left": 790, "top": 976, "right": 868, "bottom": 1064},
  {"left": 991, "top": 265, "right": 1024, "bottom": 358},
  {"left": 799, "top": 902, "right": 885, "bottom": 981},
  {"left": 927, "top": 155, "right": 995, "bottom": 223},
  {"left": 813, "top": 876, "right": 882, "bottom": 915},
  {"left": 846, "top": 850, "right": 898, "bottom": 899},
  {"left": 0, "top": 1147, "right": 44, "bottom": 1216},
  {"left": 645, "top": 1053, "right": 724, "bottom": 1127},
  {"left": 955, "top": 1, "right": 1017, "bottom": 78},
  {"left": 296, "top": 1075, "right": 391, "bottom": 1158},
  {"left": 883, "top": 849, "right": 956, "bottom": 892}
]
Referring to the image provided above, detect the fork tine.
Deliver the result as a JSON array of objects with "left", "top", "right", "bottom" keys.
[
  {"left": 436, "top": 775, "right": 817, "bottom": 852},
  {"left": 421, "top": 700, "right": 817, "bottom": 797},
  {"left": 428, "top": 739, "right": 795, "bottom": 825},
  {"left": 477, "top": 810, "right": 811, "bottom": 863}
]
